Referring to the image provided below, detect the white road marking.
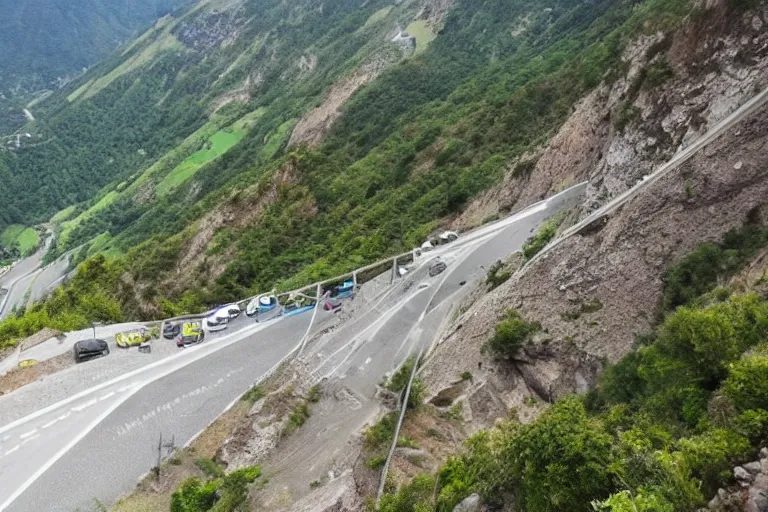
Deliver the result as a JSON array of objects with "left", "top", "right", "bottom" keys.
[
  {"left": 20, "top": 435, "right": 39, "bottom": 445},
  {"left": 57, "top": 412, "right": 70, "bottom": 422},
  {"left": 41, "top": 419, "right": 58, "bottom": 429},
  {"left": 99, "top": 391, "right": 116, "bottom": 401},
  {"left": 71, "top": 399, "right": 97, "bottom": 412},
  {"left": 4, "top": 445, "right": 19, "bottom": 456},
  {"left": 19, "top": 429, "right": 37, "bottom": 440}
]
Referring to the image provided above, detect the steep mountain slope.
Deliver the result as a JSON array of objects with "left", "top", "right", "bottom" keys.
[
  {"left": 4, "top": 0, "right": 694, "bottom": 323},
  {"left": 0, "top": 0, "right": 190, "bottom": 132}
]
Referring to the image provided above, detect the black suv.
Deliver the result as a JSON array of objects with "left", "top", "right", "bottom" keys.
[{"left": 73, "top": 339, "right": 110, "bottom": 363}]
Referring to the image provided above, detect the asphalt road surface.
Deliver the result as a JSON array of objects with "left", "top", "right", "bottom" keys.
[
  {"left": 0, "top": 237, "right": 69, "bottom": 321},
  {"left": 255, "top": 187, "right": 585, "bottom": 506},
  {"left": 0, "top": 185, "right": 585, "bottom": 511}
]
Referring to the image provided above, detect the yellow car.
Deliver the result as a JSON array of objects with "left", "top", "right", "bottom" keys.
[
  {"left": 116, "top": 329, "right": 151, "bottom": 348},
  {"left": 177, "top": 321, "right": 205, "bottom": 348}
]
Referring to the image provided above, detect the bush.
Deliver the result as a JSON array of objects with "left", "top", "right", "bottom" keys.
[
  {"left": 722, "top": 353, "right": 768, "bottom": 412},
  {"left": 286, "top": 403, "right": 310, "bottom": 432},
  {"left": 485, "top": 260, "right": 512, "bottom": 290},
  {"left": 677, "top": 428, "right": 750, "bottom": 494},
  {"left": 510, "top": 398, "right": 615, "bottom": 511},
  {"left": 522, "top": 216, "right": 560, "bottom": 260},
  {"left": 365, "top": 412, "right": 398, "bottom": 449},
  {"left": 485, "top": 310, "right": 540, "bottom": 359},
  {"left": 365, "top": 454, "right": 387, "bottom": 469},
  {"left": 662, "top": 225, "right": 768, "bottom": 312},
  {"left": 379, "top": 474, "right": 436, "bottom": 512},
  {"left": 195, "top": 458, "right": 223, "bottom": 478},
  {"left": 643, "top": 57, "right": 674, "bottom": 88},
  {"left": 170, "top": 478, "right": 218, "bottom": 512},
  {"left": 241, "top": 385, "right": 265, "bottom": 405}
]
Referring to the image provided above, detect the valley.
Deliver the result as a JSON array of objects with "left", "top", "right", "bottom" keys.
[{"left": 0, "top": 0, "right": 767, "bottom": 511}]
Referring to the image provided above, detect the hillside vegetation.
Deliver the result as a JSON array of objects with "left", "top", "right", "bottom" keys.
[
  {"left": 381, "top": 225, "right": 768, "bottom": 511},
  {"left": 1, "top": 0, "right": 708, "bottom": 326}
]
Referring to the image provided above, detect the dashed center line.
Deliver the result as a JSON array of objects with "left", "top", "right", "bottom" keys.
[
  {"left": 21, "top": 434, "right": 40, "bottom": 445},
  {"left": 41, "top": 419, "right": 58, "bottom": 429},
  {"left": 19, "top": 429, "right": 37, "bottom": 440},
  {"left": 99, "top": 391, "right": 116, "bottom": 401},
  {"left": 71, "top": 399, "right": 97, "bottom": 412}
]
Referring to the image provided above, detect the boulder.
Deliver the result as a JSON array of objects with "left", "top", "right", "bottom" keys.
[{"left": 453, "top": 493, "right": 481, "bottom": 512}]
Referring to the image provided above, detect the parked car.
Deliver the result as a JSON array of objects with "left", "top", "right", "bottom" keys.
[
  {"left": 163, "top": 323, "right": 181, "bottom": 340},
  {"left": 74, "top": 339, "right": 110, "bottom": 363},
  {"left": 332, "top": 280, "right": 355, "bottom": 299},
  {"left": 439, "top": 231, "right": 459, "bottom": 243},
  {"left": 177, "top": 321, "right": 205, "bottom": 348},
  {"left": 116, "top": 328, "right": 151, "bottom": 348},
  {"left": 222, "top": 304, "right": 242, "bottom": 320},
  {"left": 246, "top": 295, "right": 278, "bottom": 317},
  {"left": 429, "top": 258, "right": 448, "bottom": 277},
  {"left": 205, "top": 308, "right": 231, "bottom": 332}
]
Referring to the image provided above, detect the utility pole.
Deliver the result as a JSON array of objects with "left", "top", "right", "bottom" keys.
[{"left": 154, "top": 432, "right": 176, "bottom": 480}]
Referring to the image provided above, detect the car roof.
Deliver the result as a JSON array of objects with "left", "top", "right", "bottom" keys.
[{"left": 75, "top": 339, "right": 107, "bottom": 349}]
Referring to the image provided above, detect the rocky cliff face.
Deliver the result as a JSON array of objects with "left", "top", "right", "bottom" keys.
[
  {"left": 423, "top": 0, "right": 768, "bottom": 434},
  {"left": 454, "top": 0, "right": 768, "bottom": 230}
]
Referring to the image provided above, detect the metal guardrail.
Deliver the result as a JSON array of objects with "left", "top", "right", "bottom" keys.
[
  {"left": 375, "top": 349, "right": 424, "bottom": 509},
  {"left": 520, "top": 87, "right": 768, "bottom": 276}
]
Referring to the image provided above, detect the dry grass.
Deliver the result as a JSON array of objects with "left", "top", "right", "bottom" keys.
[
  {"left": 112, "top": 400, "right": 251, "bottom": 512},
  {"left": 0, "top": 352, "right": 73, "bottom": 395}
]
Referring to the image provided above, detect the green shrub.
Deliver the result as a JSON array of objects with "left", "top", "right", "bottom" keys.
[
  {"left": 522, "top": 216, "right": 560, "bottom": 260},
  {"left": 677, "top": 428, "right": 750, "bottom": 494},
  {"left": 386, "top": 357, "right": 423, "bottom": 409},
  {"left": 397, "top": 436, "right": 420, "bottom": 449},
  {"left": 643, "top": 57, "right": 674, "bottom": 88},
  {"left": 307, "top": 384, "right": 321, "bottom": 403},
  {"left": 170, "top": 478, "right": 218, "bottom": 512},
  {"left": 722, "top": 353, "right": 768, "bottom": 412},
  {"left": 195, "top": 458, "right": 223, "bottom": 478},
  {"left": 485, "top": 310, "right": 540, "bottom": 359},
  {"left": 662, "top": 225, "right": 768, "bottom": 312},
  {"left": 460, "top": 371, "right": 473, "bottom": 381},
  {"left": 365, "top": 454, "right": 387, "bottom": 469},
  {"left": 485, "top": 260, "right": 512, "bottom": 290},
  {"left": 364, "top": 412, "right": 398, "bottom": 449},
  {"left": 593, "top": 490, "right": 675, "bottom": 512},
  {"left": 614, "top": 102, "right": 640, "bottom": 132},
  {"left": 379, "top": 474, "right": 436, "bottom": 512},
  {"left": 241, "top": 385, "right": 265, "bottom": 405},
  {"left": 286, "top": 403, "right": 310, "bottom": 432}
]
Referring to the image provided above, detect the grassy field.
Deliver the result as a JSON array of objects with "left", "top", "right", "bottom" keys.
[
  {"left": 406, "top": 20, "right": 437, "bottom": 54},
  {"left": 156, "top": 128, "right": 246, "bottom": 196},
  {"left": 1, "top": 225, "right": 40, "bottom": 255},
  {"left": 259, "top": 119, "right": 296, "bottom": 160},
  {"left": 50, "top": 205, "right": 77, "bottom": 224}
]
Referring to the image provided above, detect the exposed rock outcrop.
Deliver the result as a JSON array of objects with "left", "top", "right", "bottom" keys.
[
  {"left": 702, "top": 448, "right": 768, "bottom": 512},
  {"left": 454, "top": 0, "right": 768, "bottom": 230},
  {"left": 288, "top": 58, "right": 394, "bottom": 148}
]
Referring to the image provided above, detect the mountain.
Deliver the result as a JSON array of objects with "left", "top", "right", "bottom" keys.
[
  {"left": 0, "top": 0, "right": 190, "bottom": 132},
  {"left": 3, "top": 0, "right": 768, "bottom": 510},
  {"left": 3, "top": 0, "right": 668, "bottom": 320}
]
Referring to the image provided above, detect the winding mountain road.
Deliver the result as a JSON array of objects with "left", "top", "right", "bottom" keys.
[{"left": 0, "top": 186, "right": 585, "bottom": 512}]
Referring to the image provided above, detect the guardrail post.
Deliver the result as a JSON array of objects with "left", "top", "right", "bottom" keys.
[
  {"left": 352, "top": 271, "right": 358, "bottom": 288},
  {"left": 390, "top": 257, "right": 397, "bottom": 285}
]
